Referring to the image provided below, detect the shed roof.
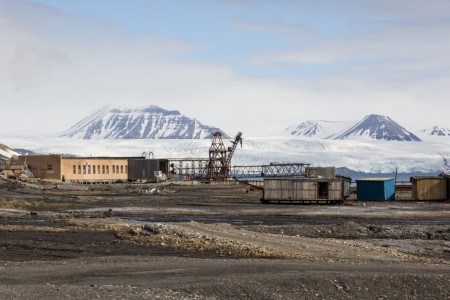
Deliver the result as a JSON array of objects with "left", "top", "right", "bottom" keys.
[
  {"left": 410, "top": 176, "right": 446, "bottom": 181},
  {"left": 356, "top": 177, "right": 394, "bottom": 181}
]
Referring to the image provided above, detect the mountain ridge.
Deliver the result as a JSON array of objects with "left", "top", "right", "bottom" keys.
[
  {"left": 334, "top": 114, "right": 421, "bottom": 141},
  {"left": 287, "top": 114, "right": 421, "bottom": 142},
  {"left": 286, "top": 120, "right": 355, "bottom": 139},
  {"left": 59, "top": 105, "right": 225, "bottom": 140},
  {"left": 421, "top": 126, "right": 450, "bottom": 137}
]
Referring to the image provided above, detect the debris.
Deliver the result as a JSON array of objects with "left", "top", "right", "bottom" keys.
[{"left": 145, "top": 188, "right": 160, "bottom": 194}]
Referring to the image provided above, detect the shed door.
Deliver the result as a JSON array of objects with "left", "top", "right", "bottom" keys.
[{"left": 318, "top": 182, "right": 329, "bottom": 199}]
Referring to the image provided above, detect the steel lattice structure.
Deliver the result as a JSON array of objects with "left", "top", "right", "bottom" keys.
[
  {"left": 169, "top": 160, "right": 310, "bottom": 180},
  {"left": 261, "top": 163, "right": 310, "bottom": 177}
]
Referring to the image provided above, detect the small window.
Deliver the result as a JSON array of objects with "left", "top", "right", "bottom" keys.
[
  {"left": 88, "top": 165, "right": 91, "bottom": 174},
  {"left": 83, "top": 165, "right": 86, "bottom": 174},
  {"left": 47, "top": 165, "right": 53, "bottom": 171},
  {"left": 121, "top": 165, "right": 124, "bottom": 174},
  {"left": 73, "top": 165, "right": 76, "bottom": 174},
  {"left": 125, "top": 166, "right": 128, "bottom": 174},
  {"left": 78, "top": 165, "right": 81, "bottom": 174},
  {"left": 98, "top": 165, "right": 101, "bottom": 174},
  {"left": 106, "top": 166, "right": 109, "bottom": 174},
  {"left": 112, "top": 165, "right": 115, "bottom": 174},
  {"left": 93, "top": 165, "right": 96, "bottom": 174}
]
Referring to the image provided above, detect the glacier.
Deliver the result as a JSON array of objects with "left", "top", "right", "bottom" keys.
[{"left": 2, "top": 136, "right": 450, "bottom": 173}]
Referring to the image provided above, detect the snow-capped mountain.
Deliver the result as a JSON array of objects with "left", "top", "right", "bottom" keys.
[
  {"left": 286, "top": 120, "right": 355, "bottom": 139},
  {"left": 0, "top": 144, "right": 20, "bottom": 161},
  {"left": 287, "top": 115, "right": 421, "bottom": 142},
  {"left": 334, "top": 114, "right": 421, "bottom": 141},
  {"left": 421, "top": 126, "right": 450, "bottom": 137},
  {"left": 59, "top": 106, "right": 225, "bottom": 139}
]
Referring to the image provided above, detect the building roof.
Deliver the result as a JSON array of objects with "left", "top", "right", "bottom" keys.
[
  {"left": 410, "top": 176, "right": 445, "bottom": 181},
  {"left": 61, "top": 156, "right": 144, "bottom": 160},
  {"left": 356, "top": 177, "right": 394, "bottom": 181}
]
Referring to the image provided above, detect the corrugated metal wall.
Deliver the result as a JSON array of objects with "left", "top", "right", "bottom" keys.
[
  {"left": 328, "top": 180, "right": 344, "bottom": 200},
  {"left": 128, "top": 159, "right": 169, "bottom": 180},
  {"left": 128, "top": 159, "right": 159, "bottom": 180},
  {"left": 264, "top": 178, "right": 292, "bottom": 200},
  {"left": 264, "top": 178, "right": 348, "bottom": 201},
  {"left": 292, "top": 180, "right": 316, "bottom": 200}
]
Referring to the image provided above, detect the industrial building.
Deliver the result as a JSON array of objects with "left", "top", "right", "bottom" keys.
[
  {"left": 17, "top": 155, "right": 170, "bottom": 183},
  {"left": 18, "top": 155, "right": 130, "bottom": 183}
]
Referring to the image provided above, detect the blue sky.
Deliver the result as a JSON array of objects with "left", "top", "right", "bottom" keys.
[{"left": 1, "top": 0, "right": 450, "bottom": 136}]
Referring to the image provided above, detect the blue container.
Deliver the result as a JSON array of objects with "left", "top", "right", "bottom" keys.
[{"left": 356, "top": 178, "right": 395, "bottom": 201}]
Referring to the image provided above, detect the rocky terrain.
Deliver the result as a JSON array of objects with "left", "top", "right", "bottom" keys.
[{"left": 0, "top": 180, "right": 449, "bottom": 299}]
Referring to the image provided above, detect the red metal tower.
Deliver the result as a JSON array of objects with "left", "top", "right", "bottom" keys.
[
  {"left": 207, "top": 131, "right": 243, "bottom": 180},
  {"left": 207, "top": 132, "right": 228, "bottom": 180}
]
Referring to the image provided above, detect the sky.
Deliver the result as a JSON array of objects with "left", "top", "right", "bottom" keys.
[{"left": 1, "top": 0, "right": 450, "bottom": 137}]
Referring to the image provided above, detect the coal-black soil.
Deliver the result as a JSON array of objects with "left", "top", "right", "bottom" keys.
[{"left": 0, "top": 224, "right": 208, "bottom": 262}]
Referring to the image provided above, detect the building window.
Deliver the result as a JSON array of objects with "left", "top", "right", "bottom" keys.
[
  {"left": 88, "top": 165, "right": 91, "bottom": 174},
  {"left": 98, "top": 165, "right": 100, "bottom": 174},
  {"left": 83, "top": 165, "right": 86, "bottom": 174},
  {"left": 106, "top": 166, "right": 109, "bottom": 174},
  {"left": 47, "top": 165, "right": 53, "bottom": 171},
  {"left": 73, "top": 165, "right": 76, "bottom": 174},
  {"left": 102, "top": 165, "right": 105, "bottom": 174},
  {"left": 93, "top": 165, "right": 96, "bottom": 174},
  {"left": 112, "top": 165, "right": 115, "bottom": 174},
  {"left": 121, "top": 165, "right": 124, "bottom": 174},
  {"left": 78, "top": 165, "right": 81, "bottom": 174},
  {"left": 125, "top": 166, "right": 128, "bottom": 174}
]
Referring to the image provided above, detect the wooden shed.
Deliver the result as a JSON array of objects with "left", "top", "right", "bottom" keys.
[
  {"left": 262, "top": 176, "right": 351, "bottom": 204},
  {"left": 410, "top": 176, "right": 447, "bottom": 201}
]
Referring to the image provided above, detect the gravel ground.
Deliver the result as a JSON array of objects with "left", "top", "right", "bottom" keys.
[{"left": 0, "top": 179, "right": 449, "bottom": 299}]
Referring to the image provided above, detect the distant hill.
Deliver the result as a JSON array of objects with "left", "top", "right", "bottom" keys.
[
  {"left": 287, "top": 114, "right": 421, "bottom": 142},
  {"left": 286, "top": 120, "right": 355, "bottom": 139},
  {"left": 421, "top": 126, "right": 450, "bottom": 137},
  {"left": 59, "top": 105, "right": 225, "bottom": 139}
]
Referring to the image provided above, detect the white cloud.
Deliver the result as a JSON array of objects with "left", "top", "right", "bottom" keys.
[{"left": 1, "top": 0, "right": 450, "bottom": 138}]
